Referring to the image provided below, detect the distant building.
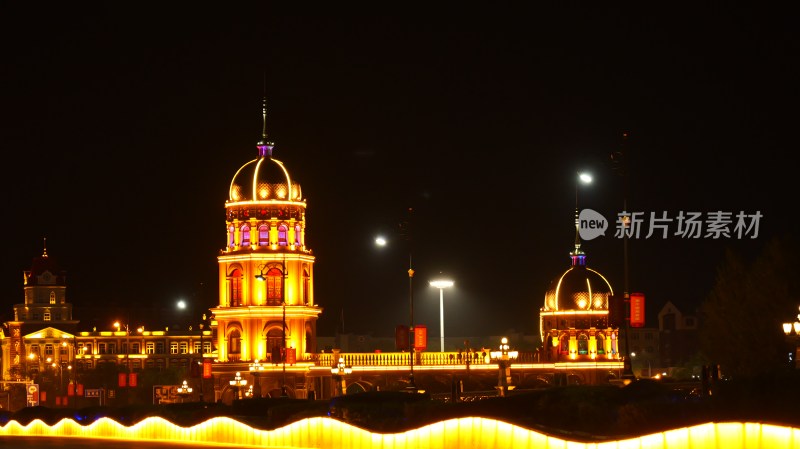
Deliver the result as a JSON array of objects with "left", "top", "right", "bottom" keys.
[{"left": 657, "top": 300, "right": 699, "bottom": 368}]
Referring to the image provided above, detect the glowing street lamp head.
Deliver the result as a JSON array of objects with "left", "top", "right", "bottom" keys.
[
  {"left": 177, "top": 300, "right": 187, "bottom": 310},
  {"left": 374, "top": 236, "right": 387, "bottom": 247},
  {"left": 578, "top": 172, "right": 593, "bottom": 184},
  {"left": 429, "top": 279, "right": 454, "bottom": 289}
]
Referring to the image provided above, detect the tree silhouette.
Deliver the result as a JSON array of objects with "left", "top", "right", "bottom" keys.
[{"left": 700, "top": 236, "right": 800, "bottom": 378}]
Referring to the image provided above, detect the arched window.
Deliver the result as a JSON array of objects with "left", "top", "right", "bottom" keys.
[
  {"left": 267, "top": 328, "right": 283, "bottom": 362},
  {"left": 596, "top": 334, "right": 606, "bottom": 355},
  {"left": 258, "top": 224, "right": 269, "bottom": 246},
  {"left": 578, "top": 334, "right": 589, "bottom": 355},
  {"left": 278, "top": 224, "right": 288, "bottom": 246},
  {"left": 240, "top": 224, "right": 251, "bottom": 247},
  {"left": 266, "top": 267, "right": 283, "bottom": 305},
  {"left": 295, "top": 224, "right": 302, "bottom": 246},
  {"left": 302, "top": 266, "right": 310, "bottom": 305},
  {"left": 560, "top": 336, "right": 569, "bottom": 354},
  {"left": 229, "top": 268, "right": 243, "bottom": 307},
  {"left": 305, "top": 325, "right": 315, "bottom": 353},
  {"left": 49, "top": 291, "right": 56, "bottom": 304},
  {"left": 228, "top": 329, "right": 241, "bottom": 354},
  {"left": 228, "top": 225, "right": 235, "bottom": 248}
]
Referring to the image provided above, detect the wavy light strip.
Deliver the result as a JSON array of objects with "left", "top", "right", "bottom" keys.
[{"left": 2, "top": 416, "right": 799, "bottom": 449}]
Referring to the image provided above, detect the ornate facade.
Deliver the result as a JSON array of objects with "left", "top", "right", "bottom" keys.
[
  {"left": 539, "top": 237, "right": 620, "bottom": 363},
  {"left": 208, "top": 101, "right": 322, "bottom": 388}
]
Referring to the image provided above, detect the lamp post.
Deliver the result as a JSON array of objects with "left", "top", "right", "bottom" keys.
[
  {"left": 229, "top": 371, "right": 247, "bottom": 401},
  {"left": 375, "top": 207, "right": 417, "bottom": 391},
  {"left": 176, "top": 380, "right": 193, "bottom": 403},
  {"left": 198, "top": 314, "right": 207, "bottom": 402},
  {"left": 113, "top": 321, "right": 130, "bottom": 371},
  {"left": 612, "top": 133, "right": 636, "bottom": 379},
  {"left": 490, "top": 337, "right": 518, "bottom": 397},
  {"left": 256, "top": 257, "right": 289, "bottom": 397},
  {"left": 782, "top": 306, "right": 800, "bottom": 369},
  {"left": 330, "top": 356, "right": 352, "bottom": 397},
  {"left": 429, "top": 279, "right": 454, "bottom": 352},
  {"left": 248, "top": 359, "right": 265, "bottom": 398},
  {"left": 50, "top": 360, "right": 66, "bottom": 396}
]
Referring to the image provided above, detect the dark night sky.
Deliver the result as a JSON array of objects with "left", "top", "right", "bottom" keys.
[{"left": 1, "top": 6, "right": 797, "bottom": 338}]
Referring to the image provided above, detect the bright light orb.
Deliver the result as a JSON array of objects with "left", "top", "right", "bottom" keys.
[
  {"left": 374, "top": 236, "right": 387, "bottom": 246},
  {"left": 578, "top": 173, "right": 593, "bottom": 184},
  {"left": 429, "top": 279, "right": 454, "bottom": 289},
  {"left": 177, "top": 300, "right": 187, "bottom": 310}
]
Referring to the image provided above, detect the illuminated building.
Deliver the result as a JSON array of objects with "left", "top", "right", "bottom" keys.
[
  {"left": 208, "top": 99, "right": 322, "bottom": 398},
  {"left": 1, "top": 103, "right": 629, "bottom": 408},
  {"left": 0, "top": 245, "right": 213, "bottom": 407},
  {"left": 539, "top": 230, "right": 621, "bottom": 374},
  {"left": 0, "top": 243, "right": 78, "bottom": 381}
]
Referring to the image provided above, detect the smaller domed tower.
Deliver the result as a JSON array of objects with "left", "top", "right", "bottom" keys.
[
  {"left": 210, "top": 100, "right": 321, "bottom": 365},
  {"left": 539, "top": 229, "right": 619, "bottom": 362},
  {"left": 2, "top": 240, "right": 79, "bottom": 380}
]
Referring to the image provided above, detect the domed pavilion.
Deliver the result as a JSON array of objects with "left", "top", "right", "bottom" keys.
[{"left": 539, "top": 228, "right": 620, "bottom": 363}]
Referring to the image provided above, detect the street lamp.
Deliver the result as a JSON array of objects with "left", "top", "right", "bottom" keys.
[
  {"left": 50, "top": 361, "right": 66, "bottom": 395},
  {"left": 781, "top": 306, "right": 800, "bottom": 368},
  {"left": 375, "top": 207, "right": 417, "bottom": 391},
  {"left": 575, "top": 171, "right": 592, "bottom": 233},
  {"left": 113, "top": 321, "right": 130, "bottom": 371},
  {"left": 611, "top": 133, "right": 636, "bottom": 379},
  {"left": 330, "top": 356, "right": 352, "bottom": 396},
  {"left": 197, "top": 314, "right": 208, "bottom": 402},
  {"left": 255, "top": 259, "right": 289, "bottom": 397},
  {"left": 176, "top": 380, "right": 193, "bottom": 403},
  {"left": 248, "top": 359, "right": 266, "bottom": 398},
  {"left": 429, "top": 279, "right": 454, "bottom": 352},
  {"left": 229, "top": 371, "right": 247, "bottom": 400},
  {"left": 490, "top": 337, "right": 518, "bottom": 397}
]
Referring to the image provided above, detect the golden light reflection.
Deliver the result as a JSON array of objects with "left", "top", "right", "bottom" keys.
[{"left": 1, "top": 417, "right": 799, "bottom": 448}]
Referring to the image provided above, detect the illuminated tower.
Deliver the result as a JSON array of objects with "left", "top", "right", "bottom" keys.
[
  {"left": 2, "top": 241, "right": 79, "bottom": 380},
  {"left": 210, "top": 100, "right": 321, "bottom": 364},
  {"left": 539, "top": 229, "right": 618, "bottom": 363}
]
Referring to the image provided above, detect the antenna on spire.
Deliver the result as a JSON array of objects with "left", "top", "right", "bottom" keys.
[
  {"left": 42, "top": 237, "right": 48, "bottom": 258},
  {"left": 256, "top": 78, "right": 275, "bottom": 158},
  {"left": 261, "top": 97, "right": 268, "bottom": 141}
]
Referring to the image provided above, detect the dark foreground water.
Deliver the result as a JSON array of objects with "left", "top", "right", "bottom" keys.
[{"left": 0, "top": 436, "right": 229, "bottom": 448}]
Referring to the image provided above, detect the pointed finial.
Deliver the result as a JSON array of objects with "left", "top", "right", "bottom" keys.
[
  {"left": 256, "top": 95, "right": 275, "bottom": 158},
  {"left": 42, "top": 237, "right": 48, "bottom": 258}
]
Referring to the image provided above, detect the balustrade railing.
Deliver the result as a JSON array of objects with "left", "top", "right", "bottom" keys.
[
  {"left": 315, "top": 351, "right": 537, "bottom": 368},
  {"left": 218, "top": 351, "right": 539, "bottom": 367}
]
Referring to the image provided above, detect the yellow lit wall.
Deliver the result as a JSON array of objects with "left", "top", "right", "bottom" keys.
[{"left": 1, "top": 417, "right": 798, "bottom": 449}]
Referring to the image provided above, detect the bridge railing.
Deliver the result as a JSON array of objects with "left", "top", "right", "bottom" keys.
[{"left": 314, "top": 351, "right": 538, "bottom": 368}]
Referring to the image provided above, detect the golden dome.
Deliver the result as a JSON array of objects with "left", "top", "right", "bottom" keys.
[{"left": 228, "top": 146, "right": 303, "bottom": 203}]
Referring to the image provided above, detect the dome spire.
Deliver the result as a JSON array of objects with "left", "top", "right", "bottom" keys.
[
  {"left": 257, "top": 94, "right": 275, "bottom": 158},
  {"left": 42, "top": 237, "right": 48, "bottom": 258}
]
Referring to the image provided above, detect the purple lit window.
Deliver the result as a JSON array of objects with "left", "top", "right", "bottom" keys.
[
  {"left": 229, "top": 226, "right": 235, "bottom": 248},
  {"left": 295, "top": 224, "right": 302, "bottom": 245},
  {"left": 259, "top": 224, "right": 269, "bottom": 246},
  {"left": 241, "top": 225, "right": 250, "bottom": 247},
  {"left": 278, "top": 224, "right": 288, "bottom": 246}
]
